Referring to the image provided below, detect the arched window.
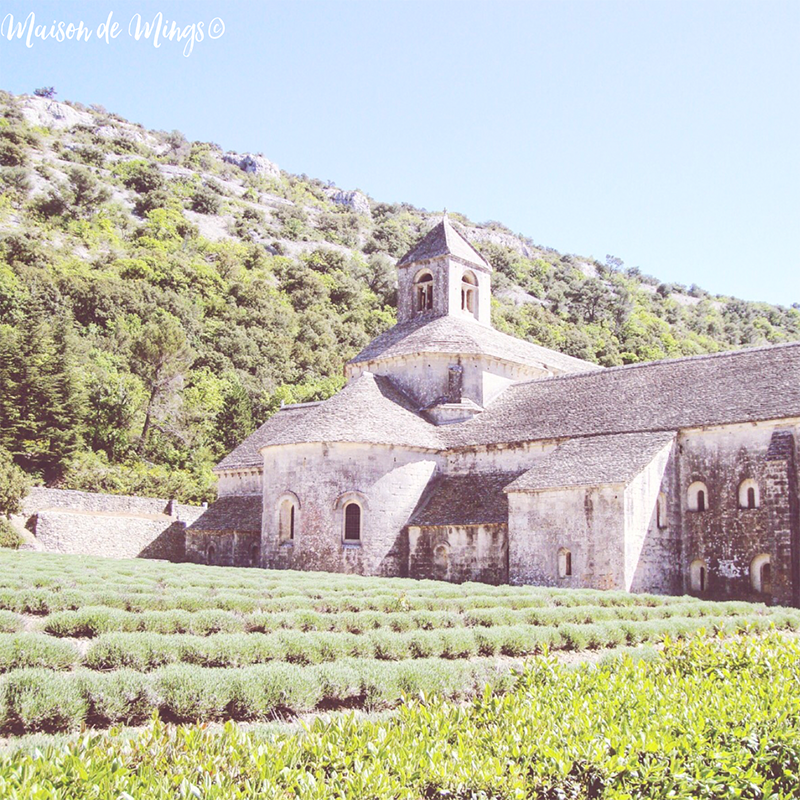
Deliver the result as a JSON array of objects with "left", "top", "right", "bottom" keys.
[
  {"left": 277, "top": 495, "right": 299, "bottom": 543},
  {"left": 558, "top": 548, "right": 572, "bottom": 578},
  {"left": 687, "top": 481, "right": 709, "bottom": 512},
  {"left": 461, "top": 271, "right": 477, "bottom": 316},
  {"left": 690, "top": 558, "right": 707, "bottom": 592},
  {"left": 656, "top": 492, "right": 668, "bottom": 529},
  {"left": 344, "top": 502, "right": 361, "bottom": 541},
  {"left": 433, "top": 543, "right": 449, "bottom": 576},
  {"left": 207, "top": 544, "right": 216, "bottom": 565},
  {"left": 750, "top": 554, "right": 771, "bottom": 593},
  {"left": 414, "top": 271, "right": 433, "bottom": 313},
  {"left": 250, "top": 543, "right": 260, "bottom": 567},
  {"left": 738, "top": 479, "right": 760, "bottom": 509}
]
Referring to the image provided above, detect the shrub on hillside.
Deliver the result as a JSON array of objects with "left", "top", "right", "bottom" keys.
[
  {"left": 117, "top": 160, "right": 165, "bottom": 194},
  {"left": 190, "top": 183, "right": 221, "bottom": 214},
  {"left": 0, "top": 448, "right": 29, "bottom": 519},
  {"left": 0, "top": 166, "right": 31, "bottom": 201},
  {"left": 0, "top": 520, "right": 22, "bottom": 550},
  {"left": 0, "top": 138, "right": 26, "bottom": 167}
]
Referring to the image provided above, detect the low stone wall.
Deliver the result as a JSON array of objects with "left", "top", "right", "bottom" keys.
[
  {"left": 32, "top": 511, "right": 186, "bottom": 560},
  {"left": 19, "top": 487, "right": 205, "bottom": 561},
  {"left": 22, "top": 487, "right": 202, "bottom": 522}
]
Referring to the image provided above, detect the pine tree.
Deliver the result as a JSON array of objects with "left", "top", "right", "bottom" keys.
[
  {"left": 216, "top": 382, "right": 255, "bottom": 454},
  {"left": 0, "top": 325, "right": 21, "bottom": 455},
  {"left": 131, "top": 310, "right": 194, "bottom": 454}
]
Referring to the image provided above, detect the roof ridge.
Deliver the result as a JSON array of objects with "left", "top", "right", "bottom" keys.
[
  {"left": 396, "top": 216, "right": 490, "bottom": 270},
  {"left": 508, "top": 340, "right": 800, "bottom": 391},
  {"left": 445, "top": 216, "right": 492, "bottom": 271}
]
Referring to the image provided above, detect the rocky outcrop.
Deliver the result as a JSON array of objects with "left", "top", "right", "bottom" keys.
[
  {"left": 93, "top": 124, "right": 149, "bottom": 144},
  {"left": 19, "top": 96, "right": 93, "bottom": 130},
  {"left": 223, "top": 152, "right": 281, "bottom": 179},
  {"left": 325, "top": 188, "right": 371, "bottom": 216},
  {"left": 461, "top": 225, "right": 533, "bottom": 258}
]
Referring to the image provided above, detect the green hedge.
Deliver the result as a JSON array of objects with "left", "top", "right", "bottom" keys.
[{"left": 0, "top": 657, "right": 517, "bottom": 734}]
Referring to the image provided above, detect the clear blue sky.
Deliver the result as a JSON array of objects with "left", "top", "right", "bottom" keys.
[{"left": 1, "top": 0, "right": 798, "bottom": 304}]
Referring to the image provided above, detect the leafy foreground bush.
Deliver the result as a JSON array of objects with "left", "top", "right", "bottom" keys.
[{"left": 1, "top": 634, "right": 799, "bottom": 799}]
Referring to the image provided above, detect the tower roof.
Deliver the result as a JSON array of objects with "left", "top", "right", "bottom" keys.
[
  {"left": 397, "top": 216, "right": 491, "bottom": 271},
  {"left": 348, "top": 313, "right": 599, "bottom": 374}
]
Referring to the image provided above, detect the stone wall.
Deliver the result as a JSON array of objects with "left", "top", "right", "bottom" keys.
[
  {"left": 261, "top": 441, "right": 442, "bottom": 577},
  {"left": 349, "top": 353, "right": 547, "bottom": 411},
  {"left": 22, "top": 487, "right": 202, "bottom": 522},
  {"left": 19, "top": 487, "right": 205, "bottom": 561},
  {"left": 677, "top": 422, "right": 799, "bottom": 605},
  {"left": 507, "top": 485, "right": 626, "bottom": 589},
  {"left": 395, "top": 255, "right": 491, "bottom": 327},
  {"left": 185, "top": 530, "right": 261, "bottom": 568},
  {"left": 408, "top": 524, "right": 508, "bottom": 584},
  {"left": 216, "top": 470, "right": 262, "bottom": 498},
  {"left": 625, "top": 441, "right": 681, "bottom": 594}
]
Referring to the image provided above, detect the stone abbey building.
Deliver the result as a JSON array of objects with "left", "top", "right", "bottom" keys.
[{"left": 188, "top": 218, "right": 800, "bottom": 605}]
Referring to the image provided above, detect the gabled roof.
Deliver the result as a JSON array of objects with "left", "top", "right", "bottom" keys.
[
  {"left": 349, "top": 313, "right": 600, "bottom": 374},
  {"left": 187, "top": 495, "right": 263, "bottom": 533},
  {"left": 397, "top": 216, "right": 491, "bottom": 271},
  {"left": 504, "top": 432, "right": 676, "bottom": 493},
  {"left": 444, "top": 341, "right": 800, "bottom": 449},
  {"left": 216, "top": 342, "right": 800, "bottom": 471},
  {"left": 410, "top": 472, "right": 522, "bottom": 526},
  {"left": 216, "top": 374, "right": 443, "bottom": 470}
]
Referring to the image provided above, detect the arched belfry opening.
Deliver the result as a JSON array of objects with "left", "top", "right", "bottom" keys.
[
  {"left": 394, "top": 215, "right": 492, "bottom": 325},
  {"left": 414, "top": 270, "right": 433, "bottom": 313},
  {"left": 461, "top": 270, "right": 478, "bottom": 317}
]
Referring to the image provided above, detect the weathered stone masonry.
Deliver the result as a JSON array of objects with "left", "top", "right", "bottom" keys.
[
  {"left": 193, "top": 217, "right": 800, "bottom": 603},
  {"left": 17, "top": 487, "right": 205, "bottom": 560}
]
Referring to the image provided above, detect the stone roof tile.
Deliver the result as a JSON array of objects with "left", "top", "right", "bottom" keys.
[
  {"left": 446, "top": 342, "right": 800, "bottom": 448},
  {"left": 187, "top": 495, "right": 263, "bottom": 533},
  {"left": 218, "top": 342, "right": 800, "bottom": 470},
  {"left": 397, "top": 216, "right": 490, "bottom": 270},
  {"left": 505, "top": 431, "right": 676, "bottom": 492},
  {"left": 215, "top": 404, "right": 317, "bottom": 471},
  {"left": 349, "top": 313, "right": 600, "bottom": 374},
  {"left": 410, "top": 472, "right": 521, "bottom": 526},
  {"left": 217, "top": 373, "right": 443, "bottom": 470}
]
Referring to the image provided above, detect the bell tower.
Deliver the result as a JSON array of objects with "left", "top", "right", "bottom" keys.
[{"left": 396, "top": 215, "right": 493, "bottom": 326}]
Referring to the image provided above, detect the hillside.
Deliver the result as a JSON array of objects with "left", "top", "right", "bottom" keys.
[{"left": 1, "top": 90, "right": 798, "bottom": 502}]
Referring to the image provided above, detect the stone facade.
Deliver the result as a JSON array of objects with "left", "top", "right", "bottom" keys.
[
  {"left": 409, "top": 524, "right": 508, "bottom": 584},
  {"left": 678, "top": 423, "right": 799, "bottom": 606},
  {"left": 261, "top": 442, "right": 441, "bottom": 576},
  {"left": 200, "top": 218, "right": 800, "bottom": 604}
]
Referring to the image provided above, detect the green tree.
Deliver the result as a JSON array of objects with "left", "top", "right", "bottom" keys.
[
  {"left": 0, "top": 447, "right": 29, "bottom": 518},
  {"left": 215, "top": 382, "right": 255, "bottom": 454},
  {"left": 84, "top": 354, "right": 147, "bottom": 461},
  {"left": 131, "top": 311, "right": 194, "bottom": 453}
]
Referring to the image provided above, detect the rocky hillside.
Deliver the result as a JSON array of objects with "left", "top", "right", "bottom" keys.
[{"left": 1, "top": 90, "right": 798, "bottom": 502}]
